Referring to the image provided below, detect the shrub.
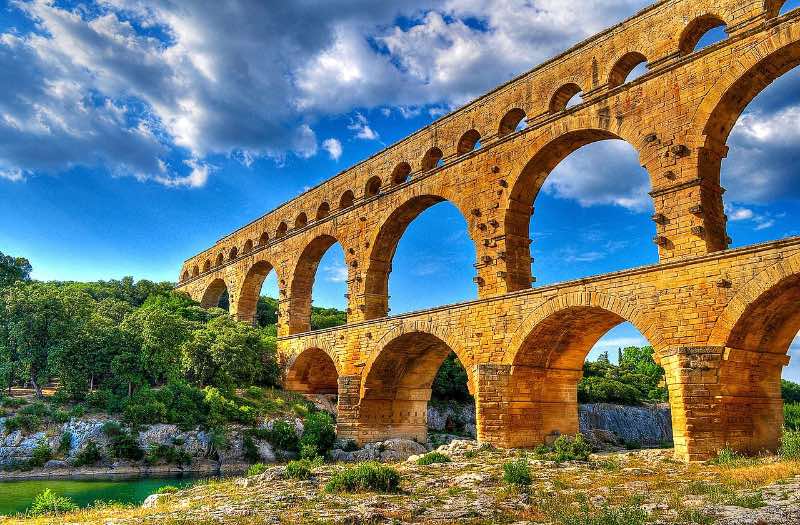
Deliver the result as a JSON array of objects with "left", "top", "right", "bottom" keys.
[
  {"left": 247, "top": 463, "right": 267, "bottom": 476},
  {"left": 325, "top": 462, "right": 401, "bottom": 493},
  {"left": 156, "top": 485, "right": 179, "bottom": 494},
  {"left": 3, "top": 413, "right": 42, "bottom": 433},
  {"left": 299, "top": 411, "right": 336, "bottom": 457},
  {"left": 286, "top": 457, "right": 322, "bottom": 480},
  {"left": 51, "top": 409, "right": 70, "bottom": 424},
  {"left": 145, "top": 444, "right": 191, "bottom": 467},
  {"left": 69, "top": 404, "right": 86, "bottom": 419},
  {"left": 624, "top": 439, "right": 642, "bottom": 450},
  {"left": 299, "top": 443, "right": 319, "bottom": 460},
  {"left": 710, "top": 447, "right": 747, "bottom": 467},
  {"left": 19, "top": 402, "right": 50, "bottom": 418},
  {"left": 103, "top": 422, "right": 144, "bottom": 461},
  {"left": 534, "top": 434, "right": 592, "bottom": 462},
  {"left": 266, "top": 420, "right": 298, "bottom": 451},
  {"left": 242, "top": 435, "right": 261, "bottom": 463},
  {"left": 780, "top": 430, "right": 800, "bottom": 460},
  {"left": 502, "top": 458, "right": 532, "bottom": 486},
  {"left": 58, "top": 431, "right": 73, "bottom": 456},
  {"left": 785, "top": 403, "right": 800, "bottom": 431},
  {"left": 1, "top": 397, "right": 26, "bottom": 408},
  {"left": 245, "top": 386, "right": 263, "bottom": 399},
  {"left": 29, "top": 439, "right": 53, "bottom": 468},
  {"left": 85, "top": 389, "right": 116, "bottom": 411},
  {"left": 417, "top": 452, "right": 452, "bottom": 466},
  {"left": 73, "top": 441, "right": 102, "bottom": 467},
  {"left": 27, "top": 489, "right": 78, "bottom": 516}
]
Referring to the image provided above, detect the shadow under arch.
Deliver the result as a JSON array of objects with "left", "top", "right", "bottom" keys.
[
  {"left": 236, "top": 258, "right": 278, "bottom": 325},
  {"left": 358, "top": 327, "right": 472, "bottom": 443},
  {"left": 288, "top": 233, "right": 348, "bottom": 334},
  {"left": 361, "top": 194, "right": 475, "bottom": 320},
  {"left": 500, "top": 292, "right": 661, "bottom": 448},
  {"left": 200, "top": 278, "right": 229, "bottom": 309},
  {"left": 285, "top": 346, "right": 340, "bottom": 395},
  {"left": 504, "top": 128, "right": 649, "bottom": 292}
]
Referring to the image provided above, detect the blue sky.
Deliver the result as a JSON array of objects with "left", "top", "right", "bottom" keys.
[{"left": 1, "top": 0, "right": 799, "bottom": 380}]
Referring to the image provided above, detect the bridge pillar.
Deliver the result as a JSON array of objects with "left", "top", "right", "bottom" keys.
[
  {"left": 335, "top": 375, "right": 362, "bottom": 442},
  {"left": 662, "top": 347, "right": 788, "bottom": 461}
]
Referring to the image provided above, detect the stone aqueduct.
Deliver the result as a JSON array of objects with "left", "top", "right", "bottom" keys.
[{"left": 176, "top": 0, "right": 800, "bottom": 461}]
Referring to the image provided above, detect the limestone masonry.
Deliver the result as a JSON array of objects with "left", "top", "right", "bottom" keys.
[{"left": 177, "top": 0, "right": 800, "bottom": 461}]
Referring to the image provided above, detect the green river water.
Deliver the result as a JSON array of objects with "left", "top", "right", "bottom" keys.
[{"left": 0, "top": 476, "right": 199, "bottom": 516}]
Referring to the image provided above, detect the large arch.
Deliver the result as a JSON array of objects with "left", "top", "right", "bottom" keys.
[
  {"left": 361, "top": 194, "right": 475, "bottom": 320},
  {"left": 358, "top": 327, "right": 472, "bottom": 443},
  {"left": 500, "top": 292, "right": 660, "bottom": 448},
  {"left": 288, "top": 233, "right": 347, "bottom": 334},
  {"left": 236, "top": 258, "right": 278, "bottom": 325},
  {"left": 504, "top": 128, "right": 649, "bottom": 292},
  {"left": 200, "top": 278, "right": 229, "bottom": 309},
  {"left": 285, "top": 346, "right": 340, "bottom": 395}
]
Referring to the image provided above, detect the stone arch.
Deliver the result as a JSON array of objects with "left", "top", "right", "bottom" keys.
[
  {"left": 358, "top": 322, "right": 473, "bottom": 443},
  {"left": 288, "top": 232, "right": 349, "bottom": 334},
  {"left": 361, "top": 192, "right": 475, "bottom": 320},
  {"left": 243, "top": 239, "right": 254, "bottom": 254},
  {"left": 203, "top": 259, "right": 211, "bottom": 272},
  {"left": 215, "top": 252, "right": 224, "bottom": 267},
  {"left": 285, "top": 346, "right": 340, "bottom": 395},
  {"left": 236, "top": 256, "right": 279, "bottom": 325},
  {"left": 390, "top": 162, "right": 411, "bottom": 185},
  {"left": 498, "top": 108, "right": 526, "bottom": 137},
  {"left": 456, "top": 129, "right": 481, "bottom": 155},
  {"left": 276, "top": 222, "right": 288, "bottom": 238},
  {"left": 421, "top": 147, "right": 443, "bottom": 171},
  {"left": 259, "top": 232, "right": 269, "bottom": 246},
  {"left": 339, "top": 189, "right": 355, "bottom": 209},
  {"left": 608, "top": 51, "right": 648, "bottom": 87},
  {"left": 678, "top": 14, "right": 727, "bottom": 55},
  {"left": 200, "top": 277, "right": 229, "bottom": 309},
  {"left": 192, "top": 265, "right": 199, "bottom": 278},
  {"left": 364, "top": 175, "right": 382, "bottom": 198},
  {"left": 181, "top": 270, "right": 190, "bottom": 281},
  {"left": 295, "top": 212, "right": 308, "bottom": 229},
  {"left": 228, "top": 247, "right": 238, "bottom": 261},
  {"left": 549, "top": 83, "right": 583, "bottom": 113},
  {"left": 316, "top": 202, "right": 331, "bottom": 220},
  {"left": 503, "top": 127, "right": 649, "bottom": 292}
]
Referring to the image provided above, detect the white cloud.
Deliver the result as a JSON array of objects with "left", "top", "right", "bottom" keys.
[
  {"left": 323, "top": 264, "right": 349, "bottom": 283},
  {"left": 0, "top": 168, "right": 24, "bottom": 182},
  {"left": 322, "top": 138, "right": 343, "bottom": 161},
  {"left": 348, "top": 113, "right": 379, "bottom": 141},
  {"left": 727, "top": 206, "right": 754, "bottom": 221}
]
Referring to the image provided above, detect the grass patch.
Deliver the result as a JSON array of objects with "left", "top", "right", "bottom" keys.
[
  {"left": 780, "top": 429, "right": 800, "bottom": 459},
  {"left": 416, "top": 451, "right": 452, "bottom": 466},
  {"left": 155, "top": 485, "right": 179, "bottom": 494},
  {"left": 502, "top": 458, "right": 531, "bottom": 486},
  {"left": 325, "top": 462, "right": 401, "bottom": 493},
  {"left": 285, "top": 457, "right": 322, "bottom": 480},
  {"left": 246, "top": 463, "right": 267, "bottom": 477},
  {"left": 533, "top": 434, "right": 591, "bottom": 462}
]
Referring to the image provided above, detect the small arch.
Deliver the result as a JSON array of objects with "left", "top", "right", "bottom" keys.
[
  {"left": 285, "top": 347, "right": 339, "bottom": 394},
  {"left": 215, "top": 253, "right": 224, "bottom": 267},
  {"left": 316, "top": 202, "right": 331, "bottom": 220},
  {"left": 608, "top": 52, "right": 648, "bottom": 87},
  {"left": 243, "top": 239, "right": 254, "bottom": 254},
  {"left": 364, "top": 176, "right": 382, "bottom": 198},
  {"left": 181, "top": 270, "right": 190, "bottom": 281},
  {"left": 679, "top": 14, "right": 727, "bottom": 55},
  {"left": 259, "top": 232, "right": 270, "bottom": 246},
  {"left": 766, "top": 0, "right": 800, "bottom": 17},
  {"left": 456, "top": 129, "right": 481, "bottom": 155},
  {"left": 203, "top": 260, "right": 211, "bottom": 272},
  {"left": 200, "top": 278, "right": 228, "bottom": 309},
  {"left": 192, "top": 266, "right": 199, "bottom": 278},
  {"left": 237, "top": 259, "right": 277, "bottom": 324},
  {"left": 421, "top": 147, "right": 443, "bottom": 171},
  {"left": 549, "top": 83, "right": 583, "bottom": 113},
  {"left": 498, "top": 108, "right": 526, "bottom": 137},
  {"left": 339, "top": 189, "right": 355, "bottom": 209},
  {"left": 295, "top": 212, "right": 308, "bottom": 229},
  {"left": 228, "top": 247, "right": 239, "bottom": 261},
  {"left": 276, "top": 222, "right": 288, "bottom": 238},
  {"left": 779, "top": 0, "right": 800, "bottom": 15},
  {"left": 391, "top": 162, "right": 411, "bottom": 185}
]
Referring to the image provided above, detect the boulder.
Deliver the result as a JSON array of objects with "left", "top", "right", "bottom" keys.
[
  {"left": 43, "top": 459, "right": 69, "bottom": 470},
  {"left": 331, "top": 438, "right": 427, "bottom": 462},
  {"left": 579, "top": 403, "right": 672, "bottom": 445},
  {"left": 141, "top": 493, "right": 169, "bottom": 508}
]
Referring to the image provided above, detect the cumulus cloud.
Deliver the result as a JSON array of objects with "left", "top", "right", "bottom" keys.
[
  {"left": 348, "top": 113, "right": 379, "bottom": 141},
  {"left": 323, "top": 263, "right": 349, "bottom": 283},
  {"left": 322, "top": 138, "right": 343, "bottom": 161}
]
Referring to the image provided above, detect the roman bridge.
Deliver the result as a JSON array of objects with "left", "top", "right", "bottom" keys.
[{"left": 176, "top": 0, "right": 800, "bottom": 461}]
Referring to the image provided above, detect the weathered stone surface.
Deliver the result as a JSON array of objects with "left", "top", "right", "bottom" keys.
[{"left": 579, "top": 403, "right": 672, "bottom": 445}]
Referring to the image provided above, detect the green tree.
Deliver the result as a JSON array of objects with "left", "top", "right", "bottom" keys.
[
  {"left": 0, "top": 251, "right": 32, "bottom": 289},
  {"left": 784, "top": 379, "right": 800, "bottom": 403},
  {"left": 431, "top": 352, "right": 472, "bottom": 402},
  {"left": 122, "top": 305, "right": 189, "bottom": 386}
]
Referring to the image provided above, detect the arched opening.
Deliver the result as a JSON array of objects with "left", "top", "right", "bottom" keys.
[
  {"left": 259, "top": 232, "right": 269, "bottom": 246},
  {"left": 456, "top": 129, "right": 481, "bottom": 155},
  {"left": 203, "top": 260, "right": 211, "bottom": 273},
  {"left": 767, "top": 0, "right": 800, "bottom": 17},
  {"left": 359, "top": 332, "right": 473, "bottom": 444},
  {"left": 679, "top": 15, "right": 727, "bottom": 54},
  {"left": 295, "top": 212, "right": 308, "bottom": 229},
  {"left": 780, "top": 0, "right": 800, "bottom": 15},
  {"left": 506, "top": 306, "right": 663, "bottom": 448},
  {"left": 200, "top": 278, "right": 229, "bottom": 310},
  {"left": 276, "top": 222, "right": 288, "bottom": 238},
  {"left": 421, "top": 147, "right": 443, "bottom": 172},
  {"left": 192, "top": 266, "right": 199, "bottom": 278},
  {"left": 316, "top": 202, "right": 331, "bottom": 220},
  {"left": 228, "top": 247, "right": 238, "bottom": 261},
  {"left": 391, "top": 162, "right": 411, "bottom": 185},
  {"left": 238, "top": 260, "right": 276, "bottom": 325},
  {"left": 364, "top": 176, "right": 382, "bottom": 198},
  {"left": 550, "top": 83, "right": 583, "bottom": 113},
  {"left": 285, "top": 347, "right": 339, "bottom": 395},
  {"left": 506, "top": 130, "right": 654, "bottom": 290},
  {"left": 339, "top": 189, "right": 355, "bottom": 209},
  {"left": 288, "top": 235, "right": 347, "bottom": 334},
  {"left": 181, "top": 270, "right": 190, "bottom": 281},
  {"left": 608, "top": 52, "right": 648, "bottom": 87},
  {"left": 215, "top": 253, "right": 224, "bottom": 267},
  {"left": 498, "top": 108, "right": 526, "bottom": 137},
  {"left": 243, "top": 239, "right": 254, "bottom": 254},
  {"left": 363, "top": 196, "right": 476, "bottom": 319}
]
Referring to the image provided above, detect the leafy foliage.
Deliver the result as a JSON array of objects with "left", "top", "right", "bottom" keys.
[
  {"left": 502, "top": 458, "right": 532, "bottom": 486},
  {"left": 286, "top": 456, "right": 322, "bottom": 480},
  {"left": 783, "top": 380, "right": 800, "bottom": 403},
  {"left": 73, "top": 441, "right": 102, "bottom": 466},
  {"left": 0, "top": 251, "right": 31, "bottom": 289},
  {"left": 533, "top": 434, "right": 592, "bottom": 462},
  {"left": 27, "top": 489, "right": 78, "bottom": 516},
  {"left": 416, "top": 451, "right": 451, "bottom": 465},
  {"left": 785, "top": 403, "right": 800, "bottom": 431},
  {"left": 431, "top": 352, "right": 472, "bottom": 402},
  {"left": 325, "top": 462, "right": 401, "bottom": 493},
  {"left": 299, "top": 411, "right": 336, "bottom": 458},
  {"left": 578, "top": 347, "right": 667, "bottom": 405}
]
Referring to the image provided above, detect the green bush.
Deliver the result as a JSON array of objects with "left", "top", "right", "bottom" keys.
[
  {"left": 416, "top": 452, "right": 452, "bottom": 466},
  {"left": 3, "top": 413, "right": 42, "bottom": 433},
  {"left": 156, "top": 485, "right": 179, "bottom": 494},
  {"left": 103, "top": 422, "right": 144, "bottom": 461},
  {"left": 1, "top": 397, "right": 26, "bottom": 408},
  {"left": 19, "top": 402, "right": 50, "bottom": 418},
  {"left": 534, "top": 434, "right": 592, "bottom": 462},
  {"left": 242, "top": 435, "right": 261, "bottom": 463},
  {"left": 503, "top": 458, "right": 532, "bottom": 486},
  {"left": 783, "top": 380, "right": 800, "bottom": 403},
  {"left": 266, "top": 420, "right": 298, "bottom": 451},
  {"left": 299, "top": 411, "right": 336, "bottom": 457},
  {"left": 785, "top": 403, "right": 800, "bottom": 431},
  {"left": 73, "top": 441, "right": 102, "bottom": 467},
  {"left": 245, "top": 386, "right": 263, "bottom": 399},
  {"left": 28, "top": 439, "right": 52, "bottom": 468},
  {"left": 58, "top": 432, "right": 73, "bottom": 456},
  {"left": 27, "top": 489, "right": 78, "bottom": 516},
  {"left": 145, "top": 444, "right": 191, "bottom": 466},
  {"left": 286, "top": 457, "right": 322, "bottom": 480},
  {"left": 780, "top": 430, "right": 800, "bottom": 460},
  {"left": 299, "top": 443, "right": 319, "bottom": 460},
  {"left": 325, "top": 462, "right": 401, "bottom": 493},
  {"left": 247, "top": 463, "right": 267, "bottom": 476},
  {"left": 85, "top": 389, "right": 117, "bottom": 411},
  {"left": 431, "top": 352, "right": 473, "bottom": 402}
]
